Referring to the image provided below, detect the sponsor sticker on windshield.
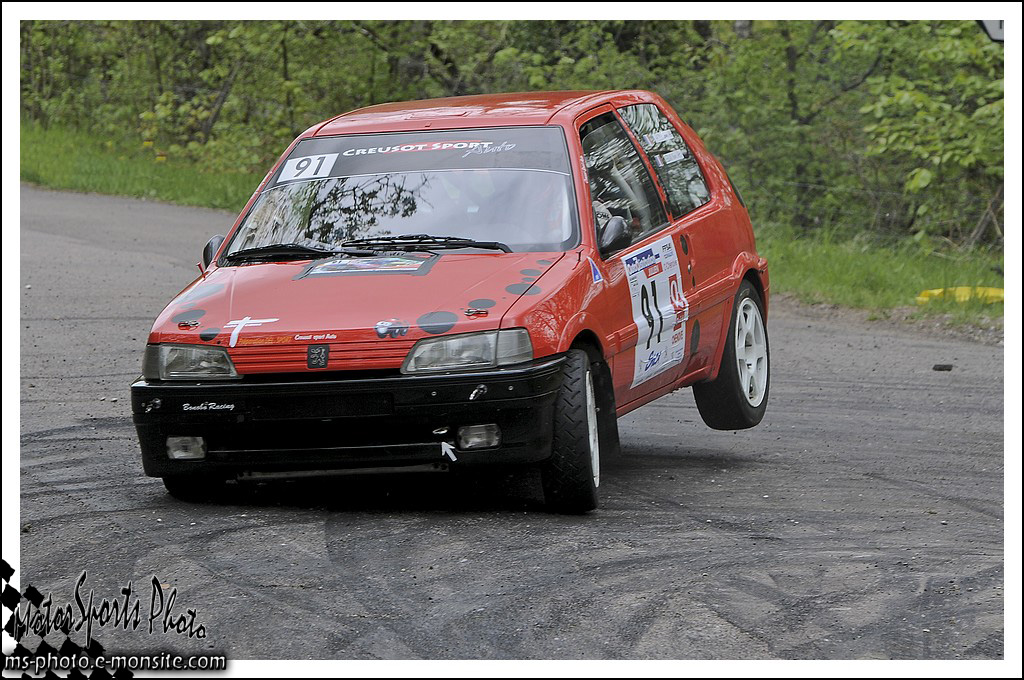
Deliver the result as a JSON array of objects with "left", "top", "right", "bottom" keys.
[
  {"left": 294, "top": 252, "right": 438, "bottom": 279},
  {"left": 339, "top": 140, "right": 516, "bottom": 158},
  {"left": 273, "top": 126, "right": 570, "bottom": 185}
]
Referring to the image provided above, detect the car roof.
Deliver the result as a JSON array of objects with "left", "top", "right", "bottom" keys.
[{"left": 313, "top": 90, "right": 652, "bottom": 136}]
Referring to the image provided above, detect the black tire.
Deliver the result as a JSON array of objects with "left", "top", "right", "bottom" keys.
[
  {"left": 693, "top": 279, "right": 770, "bottom": 430},
  {"left": 162, "top": 475, "right": 225, "bottom": 502},
  {"left": 541, "top": 349, "right": 602, "bottom": 513}
]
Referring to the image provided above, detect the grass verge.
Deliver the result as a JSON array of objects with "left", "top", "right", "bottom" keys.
[
  {"left": 20, "top": 122, "right": 263, "bottom": 212},
  {"left": 756, "top": 225, "right": 1003, "bottom": 328}
]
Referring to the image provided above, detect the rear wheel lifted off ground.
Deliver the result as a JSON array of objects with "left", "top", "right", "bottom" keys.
[
  {"left": 693, "top": 279, "right": 770, "bottom": 430},
  {"left": 541, "top": 348, "right": 604, "bottom": 513}
]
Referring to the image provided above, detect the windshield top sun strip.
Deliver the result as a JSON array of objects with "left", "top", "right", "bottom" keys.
[{"left": 266, "top": 166, "right": 572, "bottom": 192}]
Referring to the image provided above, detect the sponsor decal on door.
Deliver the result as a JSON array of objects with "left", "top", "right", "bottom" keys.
[{"left": 621, "top": 236, "right": 688, "bottom": 387}]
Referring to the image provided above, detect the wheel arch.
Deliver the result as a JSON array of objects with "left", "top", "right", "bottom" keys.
[
  {"left": 568, "top": 328, "right": 605, "bottom": 361},
  {"left": 706, "top": 260, "right": 768, "bottom": 382},
  {"left": 743, "top": 267, "right": 769, "bottom": 318}
]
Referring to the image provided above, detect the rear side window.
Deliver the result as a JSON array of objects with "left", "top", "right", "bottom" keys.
[
  {"left": 619, "top": 103, "right": 710, "bottom": 218},
  {"left": 579, "top": 112, "right": 667, "bottom": 244}
]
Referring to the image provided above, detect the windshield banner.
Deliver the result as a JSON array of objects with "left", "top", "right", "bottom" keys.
[{"left": 273, "top": 127, "right": 571, "bottom": 185}]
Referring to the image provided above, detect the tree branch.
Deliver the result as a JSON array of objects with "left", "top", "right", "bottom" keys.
[
  {"left": 201, "top": 63, "right": 241, "bottom": 143},
  {"left": 798, "top": 50, "right": 882, "bottom": 125},
  {"left": 353, "top": 21, "right": 392, "bottom": 53}
]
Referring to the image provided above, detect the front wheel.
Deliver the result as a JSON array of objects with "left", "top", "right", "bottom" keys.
[
  {"left": 541, "top": 349, "right": 601, "bottom": 513},
  {"left": 693, "top": 279, "right": 770, "bottom": 430}
]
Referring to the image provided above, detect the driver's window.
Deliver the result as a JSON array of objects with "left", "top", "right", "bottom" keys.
[{"left": 579, "top": 112, "right": 667, "bottom": 248}]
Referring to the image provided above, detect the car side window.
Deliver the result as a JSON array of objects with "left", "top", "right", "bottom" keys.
[
  {"left": 579, "top": 112, "right": 667, "bottom": 249},
  {"left": 618, "top": 103, "right": 710, "bottom": 218}
]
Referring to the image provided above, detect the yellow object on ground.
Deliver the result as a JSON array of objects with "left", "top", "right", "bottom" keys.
[{"left": 915, "top": 286, "right": 1004, "bottom": 305}]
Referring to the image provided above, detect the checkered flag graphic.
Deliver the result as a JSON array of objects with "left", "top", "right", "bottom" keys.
[{"left": 1, "top": 559, "right": 132, "bottom": 679}]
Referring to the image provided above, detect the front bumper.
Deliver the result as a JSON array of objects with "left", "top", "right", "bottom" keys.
[{"left": 131, "top": 355, "right": 565, "bottom": 479}]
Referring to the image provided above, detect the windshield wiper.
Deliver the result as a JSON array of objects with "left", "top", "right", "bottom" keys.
[
  {"left": 340, "top": 234, "right": 512, "bottom": 253},
  {"left": 222, "top": 243, "right": 376, "bottom": 262}
]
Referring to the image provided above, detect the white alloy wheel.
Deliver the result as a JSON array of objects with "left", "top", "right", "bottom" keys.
[
  {"left": 735, "top": 297, "right": 768, "bottom": 407},
  {"left": 585, "top": 368, "right": 600, "bottom": 488}
]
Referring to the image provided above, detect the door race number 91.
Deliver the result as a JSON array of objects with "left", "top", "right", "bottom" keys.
[{"left": 622, "top": 235, "right": 689, "bottom": 388}]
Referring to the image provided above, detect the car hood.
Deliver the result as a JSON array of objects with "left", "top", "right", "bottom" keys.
[{"left": 150, "top": 251, "right": 565, "bottom": 349}]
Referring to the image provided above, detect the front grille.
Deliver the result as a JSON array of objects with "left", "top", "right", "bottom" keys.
[
  {"left": 230, "top": 339, "right": 415, "bottom": 374},
  {"left": 238, "top": 368, "right": 402, "bottom": 383}
]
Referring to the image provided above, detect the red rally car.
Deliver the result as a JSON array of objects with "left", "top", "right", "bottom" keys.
[{"left": 131, "top": 90, "right": 770, "bottom": 513}]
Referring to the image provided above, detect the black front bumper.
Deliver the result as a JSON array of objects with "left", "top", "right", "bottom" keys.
[{"left": 132, "top": 356, "right": 565, "bottom": 479}]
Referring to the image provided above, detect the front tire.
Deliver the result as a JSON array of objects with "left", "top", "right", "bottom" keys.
[
  {"left": 693, "top": 279, "right": 770, "bottom": 430},
  {"left": 541, "top": 349, "right": 601, "bottom": 513}
]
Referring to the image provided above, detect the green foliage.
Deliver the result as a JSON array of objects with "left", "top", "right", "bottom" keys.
[
  {"left": 839, "top": 21, "right": 1004, "bottom": 241},
  {"left": 20, "top": 19, "right": 1003, "bottom": 249}
]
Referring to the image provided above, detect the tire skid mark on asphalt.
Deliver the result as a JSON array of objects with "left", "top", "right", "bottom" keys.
[
  {"left": 20, "top": 418, "right": 129, "bottom": 442},
  {"left": 565, "top": 492, "right": 1003, "bottom": 656},
  {"left": 961, "top": 630, "right": 1004, "bottom": 658},
  {"left": 832, "top": 562, "right": 1005, "bottom": 659},
  {"left": 774, "top": 376, "right": 1002, "bottom": 391},
  {"left": 19, "top": 449, "right": 117, "bottom": 468},
  {"left": 151, "top": 526, "right": 368, "bottom": 627},
  {"left": 11, "top": 503, "right": 174, "bottom": 527},
  {"left": 601, "top": 478, "right": 781, "bottom": 536},
  {"left": 22, "top": 438, "right": 136, "bottom": 449},
  {"left": 21, "top": 316, "right": 157, "bottom": 322},
  {"left": 687, "top": 580, "right": 793, "bottom": 656},
  {"left": 98, "top": 540, "right": 358, "bottom": 658},
  {"left": 860, "top": 472, "right": 1003, "bottom": 520},
  {"left": 22, "top": 373, "right": 142, "bottom": 379},
  {"left": 315, "top": 515, "right": 660, "bottom": 658},
  {"left": 19, "top": 479, "right": 135, "bottom": 495},
  {"left": 194, "top": 517, "right": 450, "bottom": 658},
  {"left": 612, "top": 591, "right": 681, "bottom": 658},
  {"left": 318, "top": 523, "right": 496, "bottom": 658},
  {"left": 18, "top": 465, "right": 98, "bottom": 525},
  {"left": 695, "top": 560, "right": 913, "bottom": 658}
]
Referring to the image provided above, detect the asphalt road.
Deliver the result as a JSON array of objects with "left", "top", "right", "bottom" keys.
[{"left": 17, "top": 184, "right": 1004, "bottom": 660}]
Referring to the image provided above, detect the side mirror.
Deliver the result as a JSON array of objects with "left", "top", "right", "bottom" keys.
[
  {"left": 597, "top": 216, "right": 631, "bottom": 257},
  {"left": 202, "top": 235, "right": 225, "bottom": 269}
]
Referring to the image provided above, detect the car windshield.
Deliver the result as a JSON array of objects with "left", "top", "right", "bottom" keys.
[{"left": 226, "top": 126, "right": 579, "bottom": 256}]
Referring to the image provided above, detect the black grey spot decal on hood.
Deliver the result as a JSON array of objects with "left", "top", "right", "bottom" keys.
[
  {"left": 417, "top": 311, "right": 458, "bottom": 334},
  {"left": 505, "top": 283, "right": 540, "bottom": 295}
]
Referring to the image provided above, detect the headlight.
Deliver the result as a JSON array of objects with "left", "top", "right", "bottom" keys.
[
  {"left": 401, "top": 329, "right": 533, "bottom": 374},
  {"left": 143, "top": 344, "right": 240, "bottom": 381}
]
